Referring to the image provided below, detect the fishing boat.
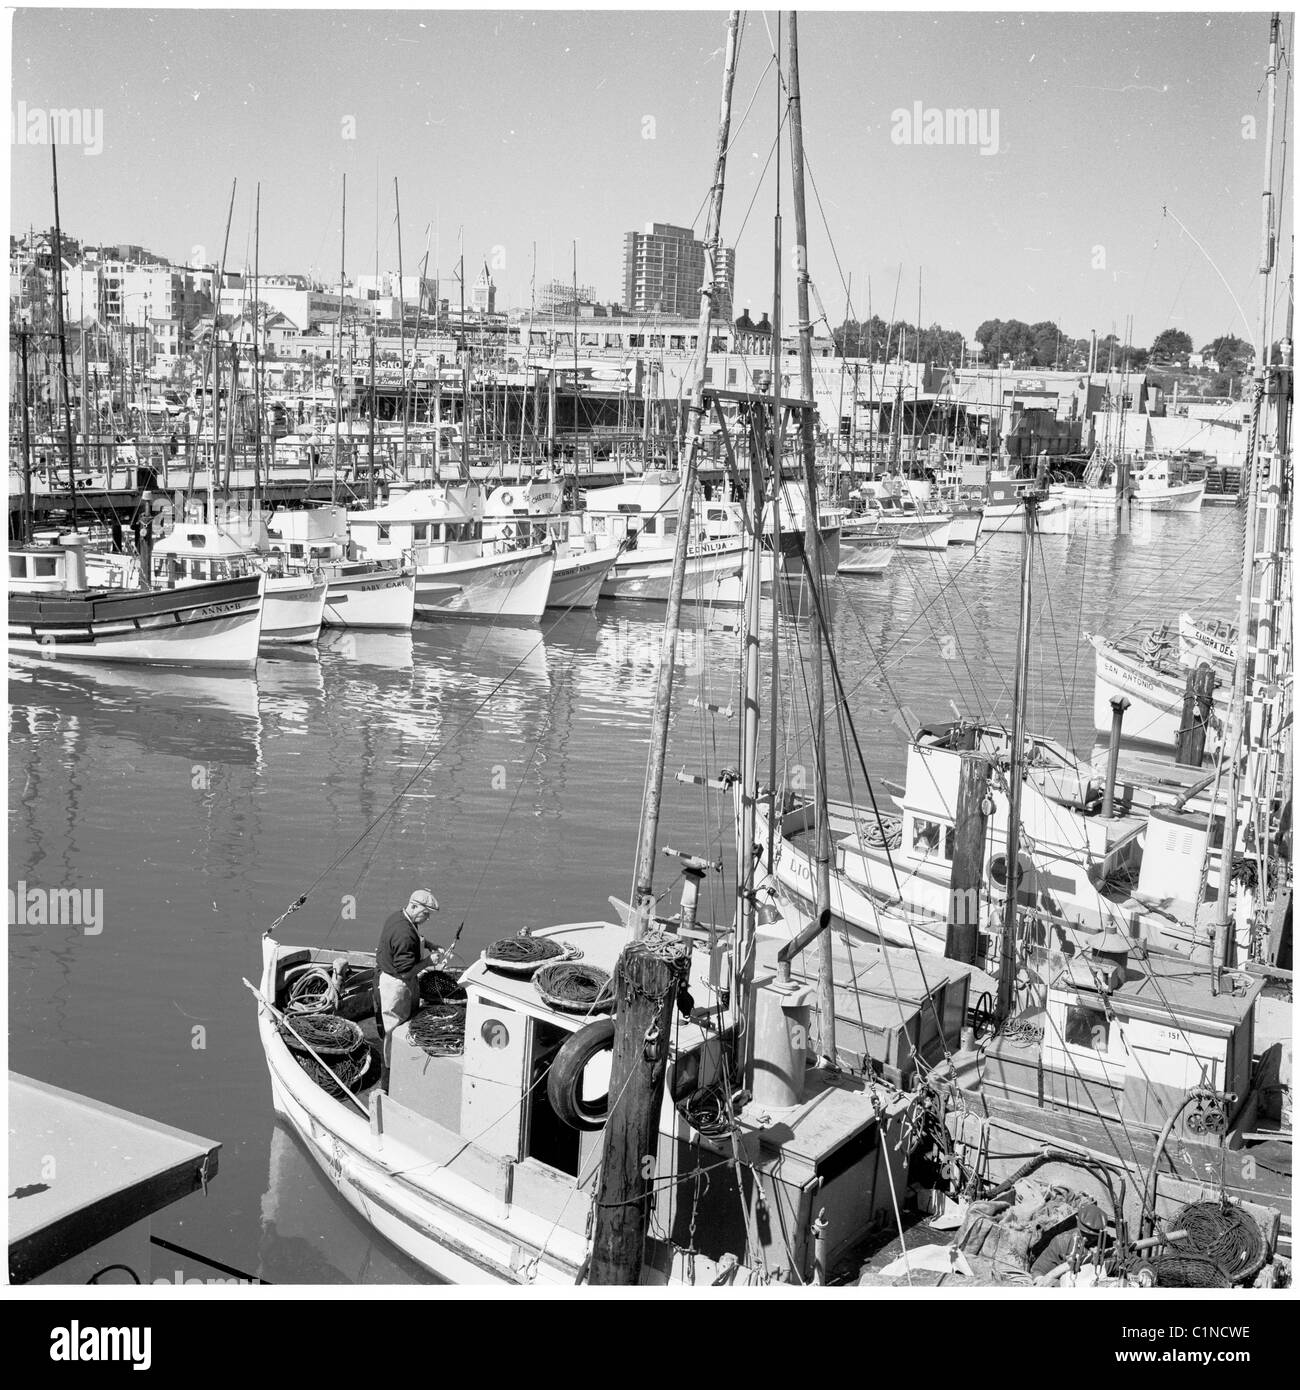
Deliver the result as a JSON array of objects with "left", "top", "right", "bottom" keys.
[
  {"left": 9, "top": 534, "right": 264, "bottom": 670},
  {"left": 1058, "top": 454, "right": 1207, "bottom": 512},
  {"left": 835, "top": 516, "right": 898, "bottom": 575},
  {"left": 265, "top": 506, "right": 417, "bottom": 630},
  {"left": 482, "top": 478, "right": 623, "bottom": 611},
  {"left": 845, "top": 478, "right": 953, "bottom": 549},
  {"left": 347, "top": 483, "right": 555, "bottom": 622},
  {"left": 981, "top": 477, "right": 1074, "bottom": 535},
  {"left": 150, "top": 520, "right": 328, "bottom": 646},
  {"left": 1086, "top": 626, "right": 1231, "bottom": 756}
]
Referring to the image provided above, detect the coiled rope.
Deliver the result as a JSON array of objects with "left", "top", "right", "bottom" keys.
[
  {"left": 284, "top": 966, "right": 340, "bottom": 1015},
  {"left": 535, "top": 963, "right": 614, "bottom": 1013}
]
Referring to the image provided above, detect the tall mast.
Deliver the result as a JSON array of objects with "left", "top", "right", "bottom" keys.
[
  {"left": 19, "top": 326, "right": 33, "bottom": 544},
  {"left": 334, "top": 175, "right": 346, "bottom": 509},
  {"left": 459, "top": 237, "right": 470, "bottom": 480},
  {"left": 408, "top": 237, "right": 432, "bottom": 482},
  {"left": 1216, "top": 11, "right": 1283, "bottom": 980},
  {"left": 395, "top": 178, "right": 408, "bottom": 479},
  {"left": 207, "top": 180, "right": 237, "bottom": 526},
  {"left": 787, "top": 11, "right": 837, "bottom": 1061},
  {"left": 995, "top": 487, "right": 1039, "bottom": 1018},
  {"left": 50, "top": 144, "right": 79, "bottom": 533},
  {"left": 252, "top": 183, "right": 262, "bottom": 503},
  {"left": 631, "top": 9, "right": 741, "bottom": 934}
]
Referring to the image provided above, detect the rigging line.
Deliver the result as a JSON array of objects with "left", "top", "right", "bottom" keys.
[
  {"left": 804, "top": 565, "right": 956, "bottom": 1068},
  {"left": 1161, "top": 206, "right": 1258, "bottom": 356},
  {"left": 1030, "top": 530, "right": 1075, "bottom": 741},
  {"left": 731, "top": 115, "right": 789, "bottom": 255}
]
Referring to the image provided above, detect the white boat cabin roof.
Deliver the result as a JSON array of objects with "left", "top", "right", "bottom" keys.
[
  {"left": 350, "top": 484, "right": 483, "bottom": 525},
  {"left": 153, "top": 523, "right": 249, "bottom": 559}
]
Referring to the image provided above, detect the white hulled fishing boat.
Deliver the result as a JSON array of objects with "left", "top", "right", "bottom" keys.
[
  {"left": 348, "top": 484, "right": 555, "bottom": 622},
  {"left": 482, "top": 478, "right": 623, "bottom": 611}
]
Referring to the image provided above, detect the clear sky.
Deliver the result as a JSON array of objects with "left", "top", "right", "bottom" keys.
[{"left": 9, "top": 7, "right": 1293, "bottom": 350}]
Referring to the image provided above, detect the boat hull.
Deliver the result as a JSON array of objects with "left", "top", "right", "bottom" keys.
[
  {"left": 946, "top": 511, "right": 983, "bottom": 545},
  {"left": 547, "top": 546, "right": 622, "bottom": 610},
  {"left": 893, "top": 517, "right": 952, "bottom": 550},
  {"left": 837, "top": 529, "right": 896, "bottom": 575},
  {"left": 322, "top": 564, "right": 417, "bottom": 630},
  {"left": 414, "top": 546, "right": 555, "bottom": 621},
  {"left": 982, "top": 498, "right": 1074, "bottom": 535},
  {"left": 7, "top": 574, "right": 264, "bottom": 669},
  {"left": 262, "top": 573, "right": 328, "bottom": 645},
  {"left": 1060, "top": 481, "right": 1206, "bottom": 512},
  {"left": 601, "top": 544, "right": 746, "bottom": 604},
  {"left": 1089, "top": 634, "right": 1229, "bottom": 751}
]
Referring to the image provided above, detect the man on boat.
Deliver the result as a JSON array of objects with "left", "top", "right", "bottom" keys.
[{"left": 376, "top": 888, "right": 439, "bottom": 1069}]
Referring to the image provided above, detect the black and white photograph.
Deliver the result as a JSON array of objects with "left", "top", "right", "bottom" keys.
[{"left": 5, "top": 2, "right": 1293, "bottom": 1328}]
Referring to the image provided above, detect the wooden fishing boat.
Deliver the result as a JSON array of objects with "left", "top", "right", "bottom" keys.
[{"left": 9, "top": 536, "right": 264, "bottom": 669}]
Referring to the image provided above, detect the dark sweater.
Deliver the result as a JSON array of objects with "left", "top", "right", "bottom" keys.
[{"left": 376, "top": 909, "right": 422, "bottom": 978}]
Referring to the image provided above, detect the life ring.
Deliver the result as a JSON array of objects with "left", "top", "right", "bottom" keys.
[
  {"left": 500, "top": 491, "right": 514, "bottom": 508},
  {"left": 547, "top": 1018, "right": 615, "bottom": 1130},
  {"left": 989, "top": 853, "right": 1029, "bottom": 889}
]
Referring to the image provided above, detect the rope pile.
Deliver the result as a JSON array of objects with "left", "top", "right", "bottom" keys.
[
  {"left": 295, "top": 1045, "right": 375, "bottom": 1100},
  {"left": 860, "top": 814, "right": 903, "bottom": 850},
  {"left": 279, "top": 1014, "right": 362, "bottom": 1057},
  {"left": 485, "top": 936, "right": 565, "bottom": 969},
  {"left": 284, "top": 966, "right": 340, "bottom": 1015},
  {"left": 408, "top": 1002, "right": 467, "bottom": 1057},
  {"left": 678, "top": 1083, "right": 736, "bottom": 1140},
  {"left": 1000, "top": 1019, "right": 1044, "bottom": 1048},
  {"left": 1173, "top": 1200, "right": 1267, "bottom": 1285},
  {"left": 535, "top": 962, "right": 614, "bottom": 1013}
]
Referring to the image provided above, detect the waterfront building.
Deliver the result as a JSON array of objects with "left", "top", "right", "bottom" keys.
[{"left": 621, "top": 222, "right": 734, "bottom": 320}]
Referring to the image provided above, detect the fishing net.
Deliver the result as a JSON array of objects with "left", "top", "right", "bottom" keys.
[
  {"left": 279, "top": 1013, "right": 364, "bottom": 1057},
  {"left": 420, "top": 969, "right": 467, "bottom": 1005},
  {"left": 534, "top": 962, "right": 614, "bottom": 1013},
  {"left": 293, "top": 1041, "right": 375, "bottom": 1100},
  {"left": 1173, "top": 1200, "right": 1267, "bottom": 1285},
  {"left": 1148, "top": 1252, "right": 1231, "bottom": 1288},
  {"left": 407, "top": 1001, "right": 468, "bottom": 1057}
]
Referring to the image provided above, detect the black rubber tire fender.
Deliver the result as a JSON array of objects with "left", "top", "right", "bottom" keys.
[{"left": 547, "top": 1018, "right": 616, "bottom": 1131}]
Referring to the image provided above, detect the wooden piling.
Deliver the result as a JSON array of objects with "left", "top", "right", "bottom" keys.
[
  {"left": 946, "top": 751, "right": 990, "bottom": 964},
  {"left": 589, "top": 935, "right": 690, "bottom": 1286}
]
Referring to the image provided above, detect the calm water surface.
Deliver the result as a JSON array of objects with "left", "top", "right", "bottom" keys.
[{"left": 7, "top": 505, "right": 1244, "bottom": 1284}]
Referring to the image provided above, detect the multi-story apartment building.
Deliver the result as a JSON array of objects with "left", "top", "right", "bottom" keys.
[{"left": 621, "top": 222, "right": 734, "bottom": 320}]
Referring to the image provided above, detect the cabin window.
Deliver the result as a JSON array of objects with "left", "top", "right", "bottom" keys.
[
  {"left": 663, "top": 516, "right": 678, "bottom": 536},
  {"left": 629, "top": 334, "right": 645, "bottom": 348},
  {"left": 10, "top": 557, "right": 26, "bottom": 579},
  {"left": 727, "top": 368, "right": 738, "bottom": 385},
  {"left": 642, "top": 517, "right": 657, "bottom": 536},
  {"left": 413, "top": 523, "right": 429, "bottom": 543},
  {"left": 378, "top": 524, "right": 391, "bottom": 542},
  {"left": 1064, "top": 1003, "right": 1110, "bottom": 1054},
  {"left": 291, "top": 544, "right": 304, "bottom": 558},
  {"left": 670, "top": 335, "right": 685, "bottom": 351},
  {"left": 911, "top": 818, "right": 954, "bottom": 862},
  {"left": 707, "top": 508, "right": 727, "bottom": 522}
]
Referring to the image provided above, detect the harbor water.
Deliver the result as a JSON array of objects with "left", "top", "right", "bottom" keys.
[{"left": 7, "top": 506, "right": 1244, "bottom": 1284}]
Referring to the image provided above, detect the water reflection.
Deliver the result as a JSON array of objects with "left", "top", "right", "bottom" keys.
[{"left": 257, "top": 1123, "right": 434, "bottom": 1285}]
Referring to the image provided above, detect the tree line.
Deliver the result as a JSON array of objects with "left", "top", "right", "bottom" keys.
[{"left": 832, "top": 315, "right": 1256, "bottom": 377}]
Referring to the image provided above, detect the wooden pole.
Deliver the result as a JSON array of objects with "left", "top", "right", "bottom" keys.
[
  {"left": 50, "top": 144, "right": 79, "bottom": 531},
  {"left": 630, "top": 10, "right": 740, "bottom": 931},
  {"left": 252, "top": 182, "right": 262, "bottom": 501},
  {"left": 395, "top": 178, "right": 407, "bottom": 478},
  {"left": 946, "top": 752, "right": 991, "bottom": 964},
  {"left": 368, "top": 332, "right": 377, "bottom": 507},
  {"left": 787, "top": 11, "right": 836, "bottom": 1063},
  {"left": 589, "top": 937, "right": 690, "bottom": 1285},
  {"left": 996, "top": 490, "right": 1038, "bottom": 1019},
  {"left": 20, "top": 327, "right": 33, "bottom": 545}
]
